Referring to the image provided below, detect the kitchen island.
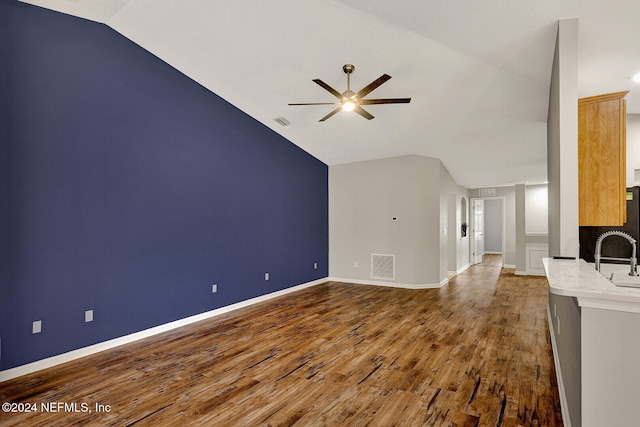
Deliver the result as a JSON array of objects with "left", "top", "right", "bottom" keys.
[{"left": 544, "top": 258, "right": 640, "bottom": 427}]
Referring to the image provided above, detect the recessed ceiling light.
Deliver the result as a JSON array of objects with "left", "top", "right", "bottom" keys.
[{"left": 633, "top": 73, "right": 640, "bottom": 84}]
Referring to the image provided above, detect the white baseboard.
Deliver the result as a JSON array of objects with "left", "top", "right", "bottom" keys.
[
  {"left": 0, "top": 277, "right": 328, "bottom": 383},
  {"left": 484, "top": 251, "right": 503, "bottom": 255},
  {"left": 328, "top": 277, "right": 446, "bottom": 290},
  {"left": 547, "top": 306, "right": 572, "bottom": 427},
  {"left": 448, "top": 264, "right": 470, "bottom": 276},
  {"left": 456, "top": 264, "right": 471, "bottom": 274},
  {"left": 503, "top": 264, "right": 516, "bottom": 269}
]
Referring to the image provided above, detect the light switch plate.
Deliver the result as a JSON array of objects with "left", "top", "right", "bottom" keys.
[{"left": 32, "top": 320, "right": 42, "bottom": 334}]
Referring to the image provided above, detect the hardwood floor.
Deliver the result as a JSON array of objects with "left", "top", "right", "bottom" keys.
[
  {"left": 0, "top": 263, "right": 563, "bottom": 426},
  {"left": 479, "top": 253, "right": 503, "bottom": 268}
]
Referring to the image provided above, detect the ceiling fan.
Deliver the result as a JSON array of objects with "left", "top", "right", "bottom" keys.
[{"left": 288, "top": 64, "right": 411, "bottom": 121}]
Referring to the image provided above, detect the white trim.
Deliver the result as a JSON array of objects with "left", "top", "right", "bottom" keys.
[
  {"left": 514, "top": 270, "right": 528, "bottom": 276},
  {"left": 0, "top": 277, "right": 327, "bottom": 383},
  {"left": 329, "top": 277, "right": 446, "bottom": 290},
  {"left": 483, "top": 251, "right": 503, "bottom": 255},
  {"left": 456, "top": 263, "right": 471, "bottom": 274},
  {"left": 547, "top": 306, "right": 572, "bottom": 427},
  {"left": 525, "top": 243, "right": 548, "bottom": 276},
  {"left": 503, "top": 264, "right": 516, "bottom": 269},
  {"left": 448, "top": 263, "right": 471, "bottom": 277}
]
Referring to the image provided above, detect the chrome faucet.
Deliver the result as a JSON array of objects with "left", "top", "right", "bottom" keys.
[{"left": 594, "top": 231, "right": 638, "bottom": 276}]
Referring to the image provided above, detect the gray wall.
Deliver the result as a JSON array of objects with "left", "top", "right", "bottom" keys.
[
  {"left": 516, "top": 184, "right": 527, "bottom": 272},
  {"left": 484, "top": 199, "right": 503, "bottom": 253},
  {"left": 329, "top": 155, "right": 469, "bottom": 286},
  {"left": 548, "top": 293, "right": 581, "bottom": 427},
  {"left": 440, "top": 163, "right": 471, "bottom": 276},
  {"left": 547, "top": 18, "right": 580, "bottom": 427},
  {"left": 526, "top": 184, "right": 549, "bottom": 234},
  {"left": 547, "top": 18, "right": 579, "bottom": 258},
  {"left": 329, "top": 155, "right": 440, "bottom": 285},
  {"left": 447, "top": 194, "right": 458, "bottom": 273}
]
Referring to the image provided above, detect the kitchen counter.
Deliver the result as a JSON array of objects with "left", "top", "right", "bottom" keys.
[
  {"left": 543, "top": 257, "right": 640, "bottom": 427},
  {"left": 543, "top": 257, "right": 640, "bottom": 313}
]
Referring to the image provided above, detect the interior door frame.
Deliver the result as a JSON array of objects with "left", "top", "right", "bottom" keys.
[{"left": 470, "top": 196, "right": 506, "bottom": 267}]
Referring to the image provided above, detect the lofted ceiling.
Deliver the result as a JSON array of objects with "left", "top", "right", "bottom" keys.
[{"left": 19, "top": 0, "right": 640, "bottom": 188}]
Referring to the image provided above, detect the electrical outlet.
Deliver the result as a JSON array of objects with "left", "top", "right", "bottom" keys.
[
  {"left": 32, "top": 320, "right": 42, "bottom": 334},
  {"left": 85, "top": 310, "right": 93, "bottom": 323},
  {"left": 265, "top": 272, "right": 269, "bottom": 281},
  {"left": 314, "top": 262, "right": 318, "bottom": 269},
  {"left": 212, "top": 284, "right": 217, "bottom": 293}
]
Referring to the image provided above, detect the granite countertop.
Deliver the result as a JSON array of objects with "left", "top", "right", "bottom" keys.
[{"left": 543, "top": 258, "right": 640, "bottom": 312}]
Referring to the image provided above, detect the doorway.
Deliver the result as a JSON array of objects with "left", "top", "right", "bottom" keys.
[
  {"left": 470, "top": 197, "right": 505, "bottom": 267},
  {"left": 472, "top": 199, "right": 484, "bottom": 264}
]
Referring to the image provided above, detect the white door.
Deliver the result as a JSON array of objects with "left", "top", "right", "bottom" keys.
[{"left": 473, "top": 199, "right": 484, "bottom": 264}]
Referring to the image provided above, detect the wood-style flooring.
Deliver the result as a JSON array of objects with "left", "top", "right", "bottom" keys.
[{"left": 0, "top": 255, "right": 562, "bottom": 426}]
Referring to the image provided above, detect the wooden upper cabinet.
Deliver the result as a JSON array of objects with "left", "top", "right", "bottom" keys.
[{"left": 578, "top": 91, "right": 628, "bottom": 226}]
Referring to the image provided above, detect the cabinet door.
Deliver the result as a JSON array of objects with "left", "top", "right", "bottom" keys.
[{"left": 578, "top": 92, "right": 627, "bottom": 226}]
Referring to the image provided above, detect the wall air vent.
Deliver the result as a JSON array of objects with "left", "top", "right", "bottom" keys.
[
  {"left": 478, "top": 187, "right": 496, "bottom": 197},
  {"left": 274, "top": 116, "right": 291, "bottom": 126},
  {"left": 371, "top": 253, "right": 395, "bottom": 280}
]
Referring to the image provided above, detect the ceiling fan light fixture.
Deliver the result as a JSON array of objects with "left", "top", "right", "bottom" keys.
[{"left": 342, "top": 101, "right": 356, "bottom": 111}]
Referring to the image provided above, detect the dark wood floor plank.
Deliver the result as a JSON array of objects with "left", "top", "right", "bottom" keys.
[{"left": 0, "top": 254, "right": 563, "bottom": 426}]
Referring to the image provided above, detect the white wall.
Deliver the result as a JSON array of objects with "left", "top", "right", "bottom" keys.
[
  {"left": 526, "top": 184, "right": 549, "bottom": 234},
  {"left": 626, "top": 114, "right": 640, "bottom": 186}
]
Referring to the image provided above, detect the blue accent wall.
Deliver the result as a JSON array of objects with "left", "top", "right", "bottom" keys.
[{"left": 0, "top": 1, "right": 328, "bottom": 370}]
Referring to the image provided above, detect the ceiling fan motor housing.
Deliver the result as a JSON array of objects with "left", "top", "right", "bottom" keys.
[{"left": 342, "top": 64, "right": 355, "bottom": 74}]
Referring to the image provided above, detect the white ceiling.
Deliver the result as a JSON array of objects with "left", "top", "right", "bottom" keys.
[{"left": 20, "top": 0, "right": 640, "bottom": 188}]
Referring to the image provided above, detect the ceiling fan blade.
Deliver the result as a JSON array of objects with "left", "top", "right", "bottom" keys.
[
  {"left": 360, "top": 98, "right": 412, "bottom": 105},
  {"left": 319, "top": 106, "right": 342, "bottom": 122},
  {"left": 313, "top": 79, "right": 343, "bottom": 100},
  {"left": 288, "top": 102, "right": 339, "bottom": 106},
  {"left": 354, "top": 105, "right": 374, "bottom": 120},
  {"left": 356, "top": 74, "right": 391, "bottom": 99}
]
